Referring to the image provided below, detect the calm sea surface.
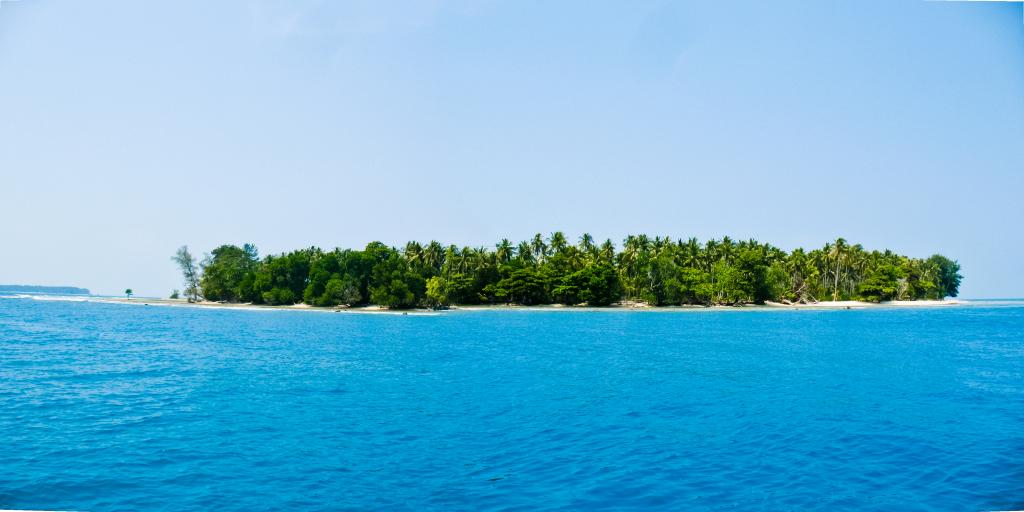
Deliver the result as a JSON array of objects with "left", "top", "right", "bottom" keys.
[{"left": 0, "top": 297, "right": 1022, "bottom": 511}]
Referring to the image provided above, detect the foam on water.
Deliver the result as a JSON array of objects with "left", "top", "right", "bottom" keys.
[{"left": 0, "top": 293, "right": 90, "bottom": 302}]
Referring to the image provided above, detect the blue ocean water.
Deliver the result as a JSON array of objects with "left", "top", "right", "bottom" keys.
[{"left": 0, "top": 297, "right": 1022, "bottom": 511}]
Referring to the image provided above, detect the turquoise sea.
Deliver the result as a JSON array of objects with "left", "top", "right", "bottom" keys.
[{"left": 1, "top": 296, "right": 1022, "bottom": 511}]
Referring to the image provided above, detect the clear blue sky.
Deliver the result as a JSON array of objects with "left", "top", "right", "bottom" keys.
[{"left": 1, "top": 0, "right": 1021, "bottom": 298}]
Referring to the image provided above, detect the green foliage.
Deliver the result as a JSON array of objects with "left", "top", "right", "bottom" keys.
[
  {"left": 200, "top": 244, "right": 259, "bottom": 302},
  {"left": 302, "top": 249, "right": 366, "bottom": 306},
  {"left": 553, "top": 263, "right": 620, "bottom": 306},
  {"left": 249, "top": 249, "right": 314, "bottom": 305},
  {"left": 262, "top": 287, "right": 296, "bottom": 306},
  {"left": 317, "top": 276, "right": 361, "bottom": 307},
  {"left": 425, "top": 276, "right": 449, "bottom": 308},
  {"left": 370, "top": 279, "right": 415, "bottom": 308},
  {"left": 485, "top": 262, "right": 548, "bottom": 305},
  {"left": 367, "top": 244, "right": 423, "bottom": 309},
  {"left": 664, "top": 268, "right": 713, "bottom": 305},
  {"left": 928, "top": 254, "right": 962, "bottom": 298},
  {"left": 857, "top": 264, "right": 906, "bottom": 302},
  {"left": 712, "top": 261, "right": 747, "bottom": 305},
  {"left": 426, "top": 273, "right": 474, "bottom": 308},
  {"left": 172, "top": 246, "right": 201, "bottom": 302},
  {"left": 177, "top": 235, "right": 960, "bottom": 308}
]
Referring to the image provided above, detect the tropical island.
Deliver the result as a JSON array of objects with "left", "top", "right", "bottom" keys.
[{"left": 167, "top": 234, "right": 962, "bottom": 310}]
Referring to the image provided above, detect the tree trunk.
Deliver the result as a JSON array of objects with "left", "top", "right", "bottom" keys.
[{"left": 833, "top": 258, "right": 841, "bottom": 301}]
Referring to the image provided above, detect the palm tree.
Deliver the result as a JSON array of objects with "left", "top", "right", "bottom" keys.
[
  {"left": 599, "top": 239, "right": 616, "bottom": 263},
  {"left": 517, "top": 241, "right": 535, "bottom": 264},
  {"left": 578, "top": 233, "right": 596, "bottom": 259},
  {"left": 125, "top": 288, "right": 133, "bottom": 299},
  {"left": 549, "top": 231, "right": 568, "bottom": 255},
  {"left": 703, "top": 239, "right": 719, "bottom": 273},
  {"left": 530, "top": 233, "right": 548, "bottom": 264},
  {"left": 828, "top": 238, "right": 848, "bottom": 301},
  {"left": 442, "top": 246, "right": 459, "bottom": 278},
  {"left": 620, "top": 236, "right": 639, "bottom": 297},
  {"left": 495, "top": 239, "right": 514, "bottom": 264},
  {"left": 424, "top": 241, "right": 445, "bottom": 274},
  {"left": 720, "top": 236, "right": 735, "bottom": 265},
  {"left": 404, "top": 241, "right": 423, "bottom": 269},
  {"left": 458, "top": 246, "right": 474, "bottom": 274},
  {"left": 787, "top": 248, "right": 806, "bottom": 298},
  {"left": 620, "top": 235, "right": 653, "bottom": 299},
  {"left": 817, "top": 244, "right": 831, "bottom": 296},
  {"left": 845, "top": 244, "right": 866, "bottom": 296},
  {"left": 561, "top": 246, "right": 582, "bottom": 273},
  {"left": 682, "top": 237, "right": 701, "bottom": 268},
  {"left": 636, "top": 234, "right": 651, "bottom": 254},
  {"left": 462, "top": 247, "right": 483, "bottom": 279}
]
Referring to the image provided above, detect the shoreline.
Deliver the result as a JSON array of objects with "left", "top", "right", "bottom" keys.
[{"left": 58, "top": 296, "right": 966, "bottom": 313}]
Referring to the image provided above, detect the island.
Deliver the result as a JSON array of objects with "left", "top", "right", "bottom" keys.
[
  {"left": 165, "top": 235, "right": 962, "bottom": 310},
  {"left": 0, "top": 284, "right": 91, "bottom": 295}
]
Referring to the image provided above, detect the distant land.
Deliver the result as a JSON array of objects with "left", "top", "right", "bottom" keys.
[{"left": 0, "top": 285, "right": 91, "bottom": 295}]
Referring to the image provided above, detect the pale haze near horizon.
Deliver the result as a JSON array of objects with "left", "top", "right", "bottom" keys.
[{"left": 1, "top": 0, "right": 1021, "bottom": 298}]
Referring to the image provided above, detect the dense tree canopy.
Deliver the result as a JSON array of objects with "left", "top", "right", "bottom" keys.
[{"left": 185, "top": 234, "right": 961, "bottom": 309}]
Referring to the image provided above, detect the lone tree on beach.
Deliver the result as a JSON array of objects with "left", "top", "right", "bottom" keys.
[
  {"left": 124, "top": 288, "right": 133, "bottom": 299},
  {"left": 173, "top": 246, "right": 201, "bottom": 302}
]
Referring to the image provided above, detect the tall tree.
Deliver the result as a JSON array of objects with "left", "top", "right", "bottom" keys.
[
  {"left": 200, "top": 244, "right": 259, "bottom": 302},
  {"left": 928, "top": 254, "right": 962, "bottom": 298},
  {"left": 578, "top": 233, "right": 596, "bottom": 260},
  {"left": 172, "top": 245, "right": 201, "bottom": 302},
  {"left": 496, "top": 239, "right": 514, "bottom": 264},
  {"left": 829, "top": 238, "right": 848, "bottom": 301},
  {"left": 530, "top": 233, "right": 548, "bottom": 264}
]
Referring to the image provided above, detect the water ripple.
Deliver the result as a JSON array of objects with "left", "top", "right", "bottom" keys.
[{"left": 0, "top": 300, "right": 1022, "bottom": 510}]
